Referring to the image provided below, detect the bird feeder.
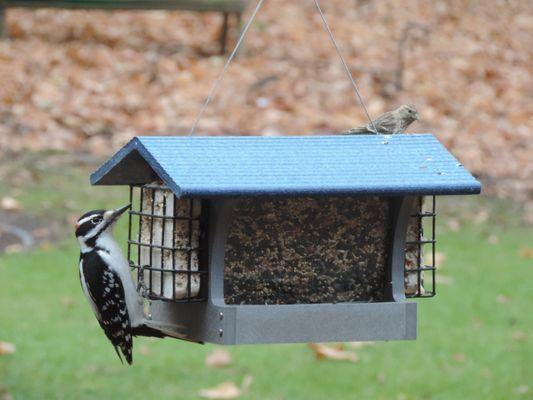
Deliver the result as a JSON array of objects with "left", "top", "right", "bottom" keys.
[{"left": 90, "top": 134, "right": 481, "bottom": 344}]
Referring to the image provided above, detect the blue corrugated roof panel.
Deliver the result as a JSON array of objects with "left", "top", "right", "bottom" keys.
[{"left": 90, "top": 134, "right": 481, "bottom": 197}]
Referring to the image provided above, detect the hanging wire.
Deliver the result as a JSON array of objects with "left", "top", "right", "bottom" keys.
[
  {"left": 189, "top": 0, "right": 377, "bottom": 135},
  {"left": 189, "top": 0, "right": 266, "bottom": 136},
  {"left": 313, "top": 0, "right": 377, "bottom": 133}
]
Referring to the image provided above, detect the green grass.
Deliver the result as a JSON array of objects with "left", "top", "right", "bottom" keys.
[
  {"left": 0, "top": 156, "right": 531, "bottom": 399},
  {"left": 0, "top": 152, "right": 124, "bottom": 222}
]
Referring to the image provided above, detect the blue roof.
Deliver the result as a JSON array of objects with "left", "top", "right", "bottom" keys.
[{"left": 90, "top": 135, "right": 481, "bottom": 197}]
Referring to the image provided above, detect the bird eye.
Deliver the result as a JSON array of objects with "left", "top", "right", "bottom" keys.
[{"left": 91, "top": 216, "right": 103, "bottom": 224}]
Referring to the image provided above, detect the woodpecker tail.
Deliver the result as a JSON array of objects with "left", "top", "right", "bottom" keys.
[
  {"left": 133, "top": 324, "right": 202, "bottom": 344},
  {"left": 132, "top": 325, "right": 169, "bottom": 338},
  {"left": 115, "top": 334, "right": 133, "bottom": 365},
  {"left": 113, "top": 346, "right": 124, "bottom": 365},
  {"left": 122, "top": 345, "right": 133, "bottom": 365},
  {"left": 124, "top": 351, "right": 133, "bottom": 365}
]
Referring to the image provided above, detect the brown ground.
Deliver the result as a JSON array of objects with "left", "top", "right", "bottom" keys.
[{"left": 0, "top": 0, "right": 531, "bottom": 203}]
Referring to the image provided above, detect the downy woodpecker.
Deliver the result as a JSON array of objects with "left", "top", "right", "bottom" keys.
[{"left": 75, "top": 204, "right": 144, "bottom": 365}]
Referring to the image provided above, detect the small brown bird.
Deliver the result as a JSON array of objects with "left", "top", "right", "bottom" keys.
[{"left": 344, "top": 104, "right": 420, "bottom": 135}]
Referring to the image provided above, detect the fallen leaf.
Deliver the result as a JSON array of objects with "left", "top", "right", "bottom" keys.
[
  {"left": 39, "top": 241, "right": 52, "bottom": 251},
  {"left": 0, "top": 197, "right": 22, "bottom": 212},
  {"left": 199, "top": 376, "right": 252, "bottom": 400},
  {"left": 0, "top": 386, "right": 13, "bottom": 400},
  {"left": 138, "top": 345, "right": 151, "bottom": 356},
  {"left": 447, "top": 218, "right": 461, "bottom": 231},
  {"left": 514, "top": 385, "right": 529, "bottom": 395},
  {"left": 496, "top": 294, "right": 509, "bottom": 304},
  {"left": 346, "top": 341, "right": 374, "bottom": 349},
  {"left": 308, "top": 343, "right": 358, "bottom": 362},
  {"left": 433, "top": 251, "right": 447, "bottom": 268},
  {"left": 473, "top": 208, "right": 489, "bottom": 224},
  {"left": 86, "top": 364, "right": 99, "bottom": 374},
  {"left": 452, "top": 353, "right": 466, "bottom": 363},
  {"left": 241, "top": 375, "right": 253, "bottom": 391},
  {"left": 436, "top": 275, "right": 454, "bottom": 285},
  {"left": 4, "top": 244, "right": 23, "bottom": 254},
  {"left": 32, "top": 227, "right": 51, "bottom": 239},
  {"left": 512, "top": 331, "right": 527, "bottom": 342},
  {"left": 66, "top": 213, "right": 79, "bottom": 227},
  {"left": 488, "top": 234, "right": 500, "bottom": 245},
  {"left": 0, "top": 341, "right": 16, "bottom": 355},
  {"left": 60, "top": 296, "right": 75, "bottom": 308},
  {"left": 205, "top": 348, "right": 232, "bottom": 368},
  {"left": 199, "top": 382, "right": 241, "bottom": 400},
  {"left": 519, "top": 247, "right": 533, "bottom": 259}
]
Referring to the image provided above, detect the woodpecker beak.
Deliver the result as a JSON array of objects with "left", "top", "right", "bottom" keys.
[
  {"left": 100, "top": 204, "right": 131, "bottom": 233},
  {"left": 104, "top": 204, "right": 131, "bottom": 223}
]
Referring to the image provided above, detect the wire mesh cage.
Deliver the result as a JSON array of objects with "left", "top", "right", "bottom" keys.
[
  {"left": 127, "top": 182, "right": 209, "bottom": 302},
  {"left": 405, "top": 196, "right": 436, "bottom": 298},
  {"left": 126, "top": 190, "right": 437, "bottom": 304}
]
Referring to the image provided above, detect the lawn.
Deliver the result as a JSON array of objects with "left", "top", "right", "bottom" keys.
[{"left": 0, "top": 156, "right": 531, "bottom": 400}]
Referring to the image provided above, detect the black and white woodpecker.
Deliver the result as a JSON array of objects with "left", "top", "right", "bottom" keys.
[{"left": 75, "top": 204, "right": 168, "bottom": 365}]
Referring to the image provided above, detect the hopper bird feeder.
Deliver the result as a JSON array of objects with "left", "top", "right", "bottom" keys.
[{"left": 90, "top": 134, "right": 481, "bottom": 344}]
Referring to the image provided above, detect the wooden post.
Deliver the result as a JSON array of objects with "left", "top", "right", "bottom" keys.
[
  {"left": 219, "top": 11, "right": 229, "bottom": 54},
  {"left": 236, "top": 11, "right": 243, "bottom": 31},
  {"left": 0, "top": 4, "right": 6, "bottom": 39},
  {"left": 234, "top": 11, "right": 243, "bottom": 55}
]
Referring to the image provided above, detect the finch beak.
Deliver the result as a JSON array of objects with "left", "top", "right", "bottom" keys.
[
  {"left": 414, "top": 112, "right": 420, "bottom": 121},
  {"left": 104, "top": 204, "right": 131, "bottom": 224}
]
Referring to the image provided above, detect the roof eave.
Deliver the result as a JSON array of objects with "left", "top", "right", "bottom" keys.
[
  {"left": 90, "top": 135, "right": 481, "bottom": 198},
  {"left": 175, "top": 183, "right": 482, "bottom": 198},
  {"left": 90, "top": 137, "right": 183, "bottom": 197}
]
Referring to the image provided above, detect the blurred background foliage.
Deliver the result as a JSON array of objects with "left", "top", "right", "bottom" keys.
[{"left": 0, "top": 0, "right": 531, "bottom": 399}]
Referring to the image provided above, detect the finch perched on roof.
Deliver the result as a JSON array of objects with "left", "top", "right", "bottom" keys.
[{"left": 344, "top": 104, "right": 420, "bottom": 135}]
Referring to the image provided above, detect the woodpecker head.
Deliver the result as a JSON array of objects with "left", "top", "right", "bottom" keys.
[{"left": 75, "top": 204, "right": 131, "bottom": 250}]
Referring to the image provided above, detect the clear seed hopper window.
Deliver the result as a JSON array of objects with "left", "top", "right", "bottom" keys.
[{"left": 223, "top": 196, "right": 438, "bottom": 305}]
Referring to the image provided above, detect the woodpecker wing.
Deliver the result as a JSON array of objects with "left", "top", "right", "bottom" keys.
[{"left": 80, "top": 251, "right": 133, "bottom": 364}]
